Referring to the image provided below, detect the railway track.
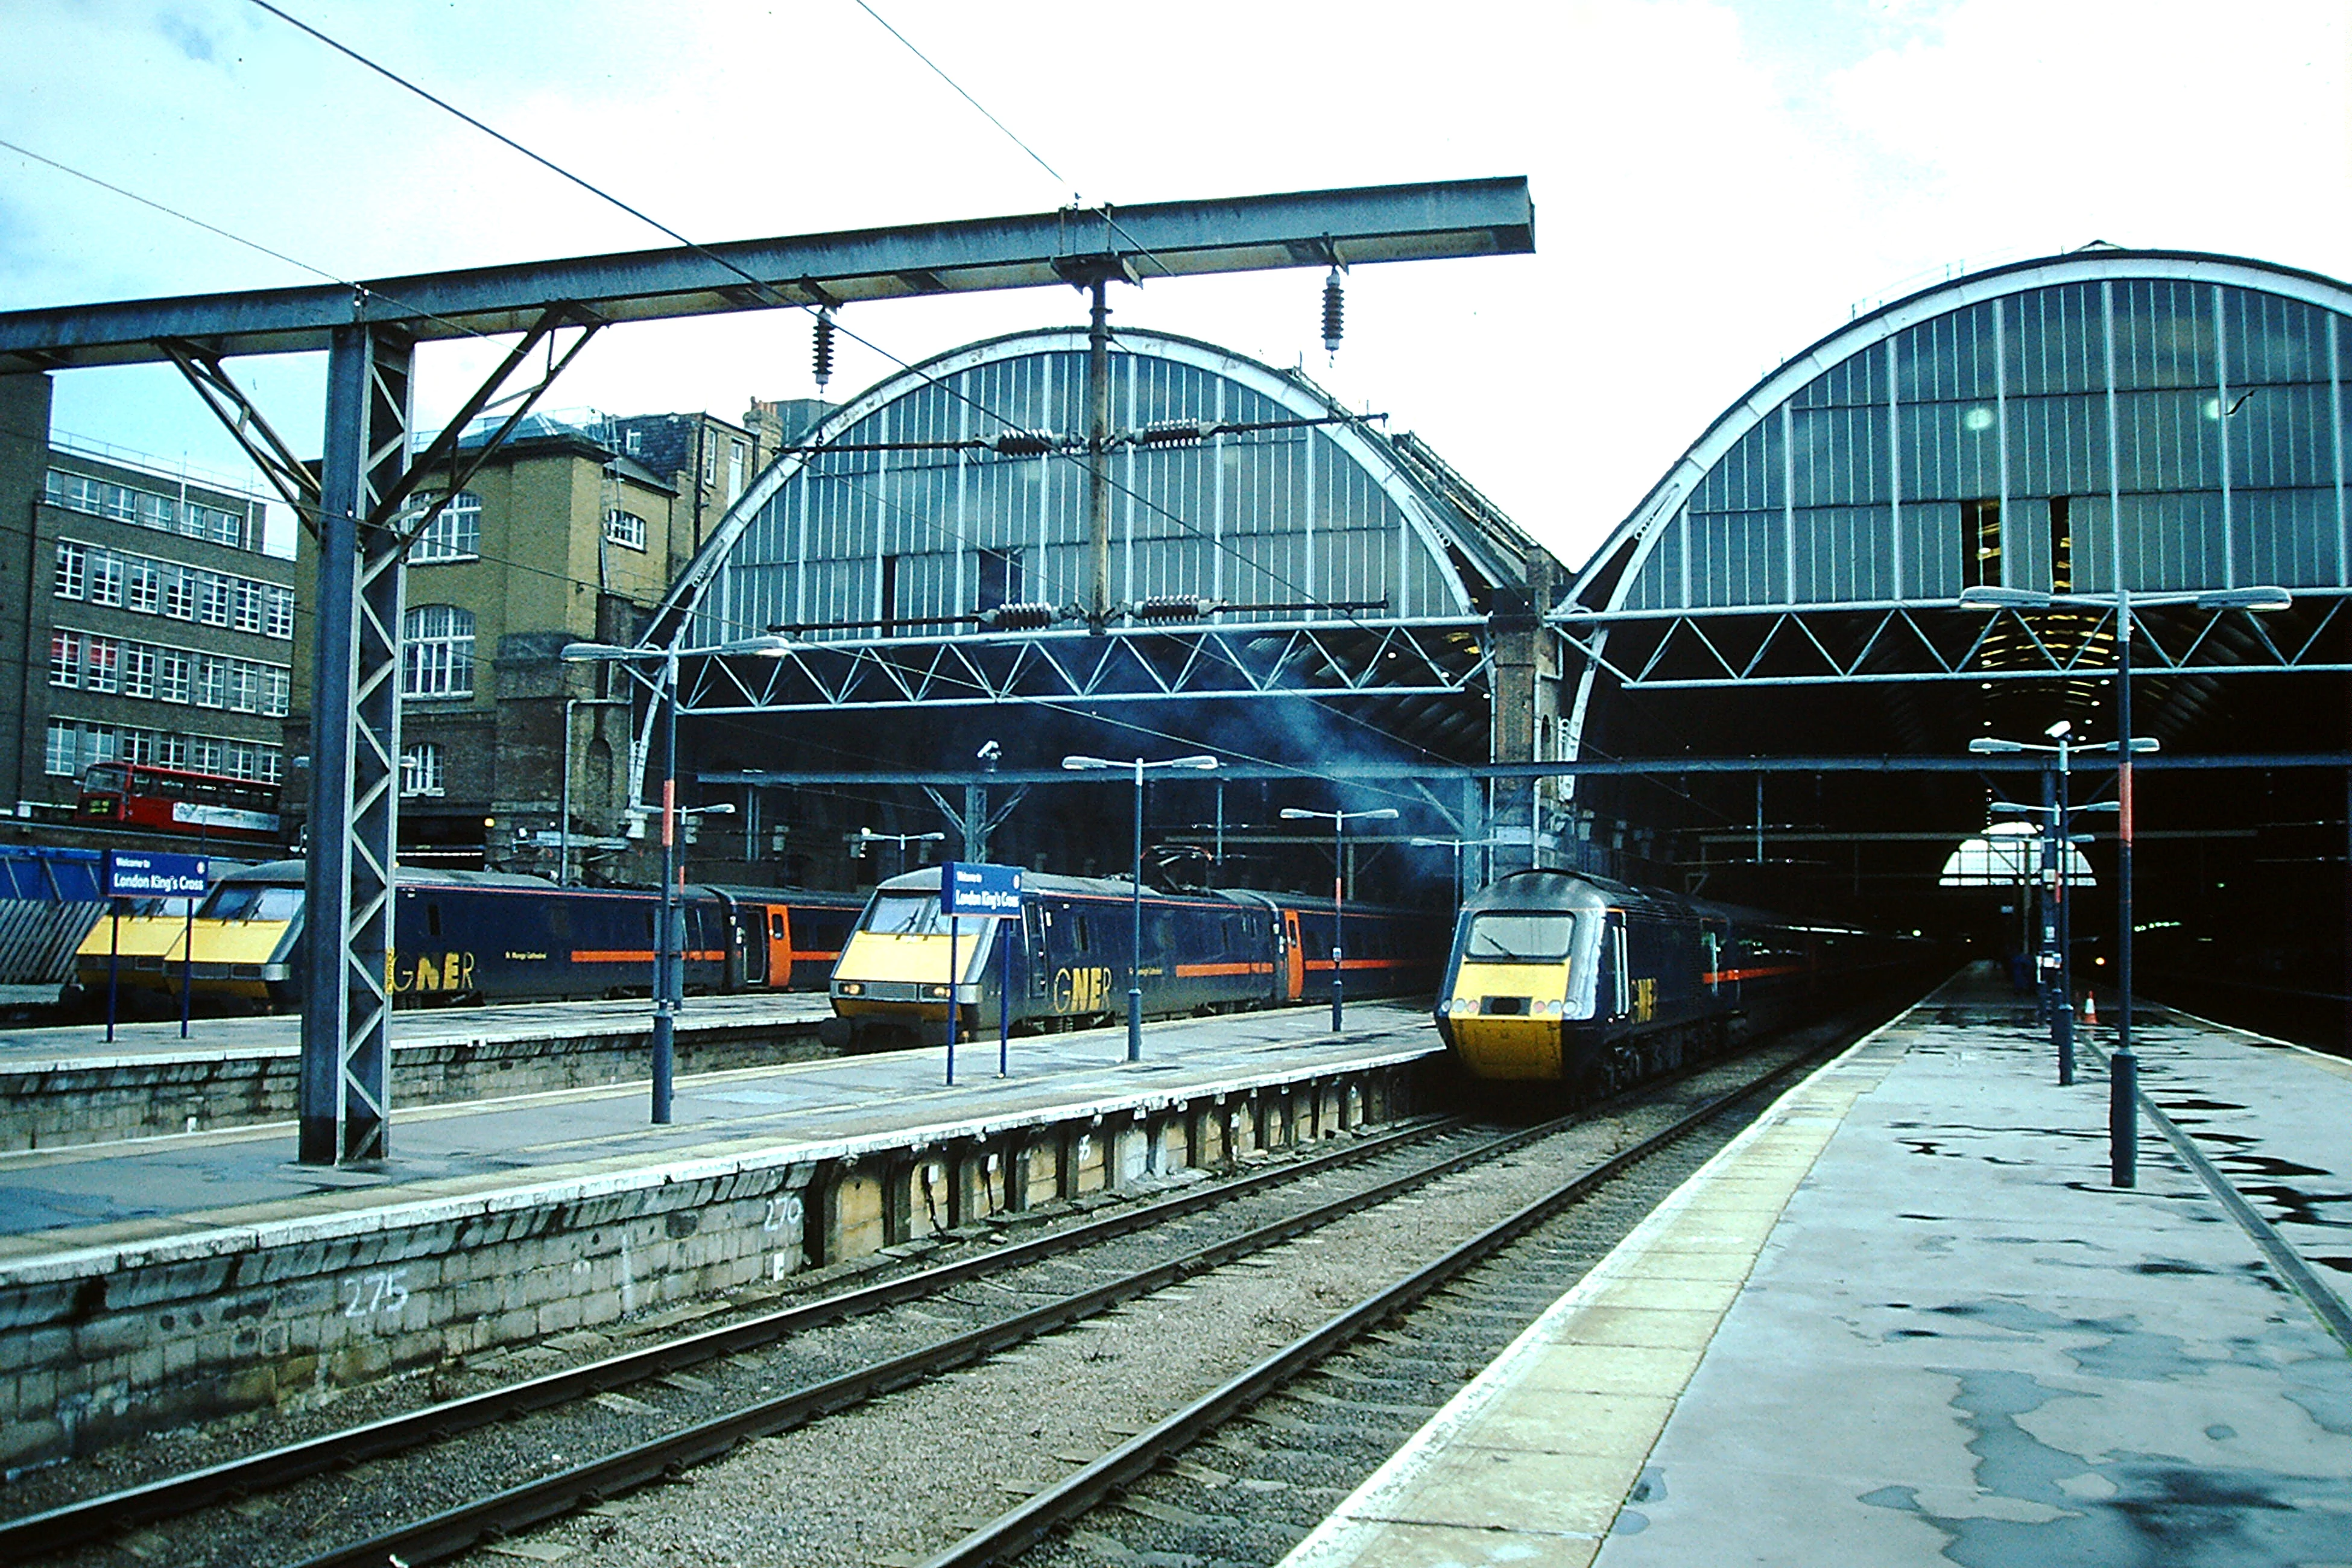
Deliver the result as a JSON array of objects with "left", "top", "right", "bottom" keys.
[
  {"left": 8, "top": 1106, "right": 1527, "bottom": 1566},
  {"left": 927, "top": 1022, "right": 1847, "bottom": 1568},
  {"left": 7, "top": 1007, "right": 1883, "bottom": 1567}
]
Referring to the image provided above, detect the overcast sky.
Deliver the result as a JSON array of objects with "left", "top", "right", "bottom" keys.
[{"left": 3, "top": 0, "right": 2347, "bottom": 566}]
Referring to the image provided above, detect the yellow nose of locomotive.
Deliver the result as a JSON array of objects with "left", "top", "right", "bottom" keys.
[{"left": 1438, "top": 959, "right": 1573, "bottom": 1079}]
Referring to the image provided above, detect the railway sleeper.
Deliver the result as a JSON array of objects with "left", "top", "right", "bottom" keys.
[{"left": 0, "top": 1057, "right": 1432, "bottom": 1476}]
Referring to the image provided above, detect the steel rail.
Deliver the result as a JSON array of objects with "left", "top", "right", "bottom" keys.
[
  {"left": 916, "top": 1041, "right": 1836, "bottom": 1568},
  {"left": 2078, "top": 1034, "right": 2352, "bottom": 1352},
  {"left": 275, "top": 1085, "right": 1704, "bottom": 1568},
  {"left": 0, "top": 1113, "right": 1464, "bottom": 1560}
]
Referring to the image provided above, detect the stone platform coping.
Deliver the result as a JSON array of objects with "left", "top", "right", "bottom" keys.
[
  {"left": 1283, "top": 971, "right": 2352, "bottom": 1567},
  {"left": 0, "top": 1004, "right": 1443, "bottom": 1286}
]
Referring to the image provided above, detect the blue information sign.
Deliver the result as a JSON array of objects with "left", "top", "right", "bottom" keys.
[
  {"left": 941, "top": 861, "right": 1022, "bottom": 917},
  {"left": 104, "top": 849, "right": 210, "bottom": 899}
]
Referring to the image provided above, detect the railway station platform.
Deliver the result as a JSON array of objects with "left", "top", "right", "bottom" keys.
[
  {"left": 1285, "top": 969, "right": 2352, "bottom": 1567},
  {"left": 0, "top": 999, "right": 1442, "bottom": 1472},
  {"left": 0, "top": 991, "right": 838, "bottom": 1150}
]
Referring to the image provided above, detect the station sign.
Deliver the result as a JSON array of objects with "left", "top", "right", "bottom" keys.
[
  {"left": 941, "top": 861, "right": 1023, "bottom": 917},
  {"left": 104, "top": 849, "right": 210, "bottom": 899}
]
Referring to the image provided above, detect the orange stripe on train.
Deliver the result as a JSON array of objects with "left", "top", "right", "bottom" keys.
[{"left": 571, "top": 949, "right": 728, "bottom": 964}]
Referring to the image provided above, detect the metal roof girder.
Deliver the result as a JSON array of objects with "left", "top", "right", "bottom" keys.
[
  {"left": 2155, "top": 609, "right": 2231, "bottom": 669},
  {"left": 1678, "top": 618, "right": 1745, "bottom": 682},
  {"left": 2000, "top": 606, "right": 2073, "bottom": 672},
  {"left": 381, "top": 306, "right": 605, "bottom": 546},
  {"left": 1789, "top": 614, "right": 1851, "bottom": 676},
  {"left": 2231, "top": 606, "right": 2294, "bottom": 668},
  {"left": 1844, "top": 609, "right": 1906, "bottom": 677},
  {"left": 1593, "top": 658, "right": 2352, "bottom": 690},
  {"left": 1730, "top": 613, "right": 1843, "bottom": 681},
  {"left": 0, "top": 177, "right": 1534, "bottom": 370},
  {"left": 2285, "top": 597, "right": 2346, "bottom": 665},
  {"left": 1108, "top": 636, "right": 1190, "bottom": 698},
  {"left": 1555, "top": 624, "right": 1643, "bottom": 688}
]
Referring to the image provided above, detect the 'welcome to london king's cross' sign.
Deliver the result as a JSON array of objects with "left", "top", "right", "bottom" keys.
[
  {"left": 941, "top": 861, "right": 1022, "bottom": 917},
  {"left": 104, "top": 849, "right": 209, "bottom": 898}
]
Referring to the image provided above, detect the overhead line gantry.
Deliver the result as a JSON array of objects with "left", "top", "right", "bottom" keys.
[{"left": 0, "top": 177, "right": 1535, "bottom": 1165}]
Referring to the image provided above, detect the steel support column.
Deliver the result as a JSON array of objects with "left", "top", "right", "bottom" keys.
[
  {"left": 300, "top": 324, "right": 411, "bottom": 1165},
  {"left": 1086, "top": 279, "right": 1113, "bottom": 632}
]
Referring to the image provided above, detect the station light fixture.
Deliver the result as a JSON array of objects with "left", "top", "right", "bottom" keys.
[
  {"left": 1281, "top": 805, "right": 1401, "bottom": 1032},
  {"left": 558, "top": 634, "right": 790, "bottom": 1125},
  {"left": 1062, "top": 753, "right": 1221, "bottom": 1061}
]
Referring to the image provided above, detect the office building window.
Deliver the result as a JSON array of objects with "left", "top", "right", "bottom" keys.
[
  {"left": 49, "top": 630, "right": 81, "bottom": 688},
  {"left": 407, "top": 490, "right": 482, "bottom": 562},
  {"left": 54, "top": 540, "right": 86, "bottom": 599},
  {"left": 605, "top": 508, "right": 648, "bottom": 551},
  {"left": 402, "top": 604, "right": 475, "bottom": 698},
  {"left": 400, "top": 741, "right": 445, "bottom": 797}
]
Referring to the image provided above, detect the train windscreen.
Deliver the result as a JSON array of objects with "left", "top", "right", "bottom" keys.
[
  {"left": 862, "top": 893, "right": 946, "bottom": 935},
  {"left": 202, "top": 884, "right": 303, "bottom": 922},
  {"left": 1463, "top": 911, "right": 1576, "bottom": 961}
]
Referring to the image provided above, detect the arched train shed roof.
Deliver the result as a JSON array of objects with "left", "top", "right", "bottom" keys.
[
  {"left": 1539, "top": 245, "right": 2352, "bottom": 936},
  {"left": 648, "top": 325, "right": 1555, "bottom": 763},
  {"left": 1568, "top": 247, "right": 2352, "bottom": 622}
]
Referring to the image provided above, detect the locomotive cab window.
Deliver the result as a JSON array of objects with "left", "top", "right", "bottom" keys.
[
  {"left": 1463, "top": 911, "right": 1576, "bottom": 961},
  {"left": 862, "top": 894, "right": 944, "bottom": 935},
  {"left": 200, "top": 884, "right": 302, "bottom": 922}
]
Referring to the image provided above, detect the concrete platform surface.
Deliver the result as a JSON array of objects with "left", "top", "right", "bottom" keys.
[
  {"left": 1284, "top": 970, "right": 2352, "bottom": 1568},
  {"left": 0, "top": 989, "right": 835, "bottom": 1073},
  {"left": 0, "top": 1000, "right": 1438, "bottom": 1268}
]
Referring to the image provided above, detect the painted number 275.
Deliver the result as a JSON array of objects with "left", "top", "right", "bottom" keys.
[{"left": 342, "top": 1268, "right": 410, "bottom": 1318}]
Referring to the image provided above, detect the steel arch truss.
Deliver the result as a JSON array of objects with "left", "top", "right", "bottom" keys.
[
  {"left": 671, "top": 618, "right": 1492, "bottom": 714},
  {"left": 1553, "top": 599, "right": 2352, "bottom": 689}
]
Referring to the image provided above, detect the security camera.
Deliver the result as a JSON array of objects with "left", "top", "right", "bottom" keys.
[{"left": 977, "top": 740, "right": 1001, "bottom": 762}]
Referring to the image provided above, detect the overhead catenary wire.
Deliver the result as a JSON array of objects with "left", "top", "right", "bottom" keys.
[
  {"left": 11, "top": 36, "right": 1505, "bottom": 832},
  {"left": 850, "top": 1, "right": 1070, "bottom": 196},
  {"left": 7, "top": 2, "right": 1462, "bottom": 800},
  {"left": 244, "top": 1, "right": 1410, "bottom": 660},
  {"left": 23, "top": 416, "right": 1452, "bottom": 809},
  {"left": 17, "top": 1, "right": 1388, "bottom": 658},
  {"left": 850, "top": 0, "right": 1178, "bottom": 282},
  {"left": 0, "top": 136, "right": 507, "bottom": 350}
]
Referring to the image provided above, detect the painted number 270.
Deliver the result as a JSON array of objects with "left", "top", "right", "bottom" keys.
[{"left": 342, "top": 1268, "right": 411, "bottom": 1318}]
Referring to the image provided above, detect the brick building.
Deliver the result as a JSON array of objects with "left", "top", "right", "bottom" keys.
[
  {"left": 287, "top": 402, "right": 827, "bottom": 876},
  {"left": 0, "top": 373, "right": 296, "bottom": 825}
]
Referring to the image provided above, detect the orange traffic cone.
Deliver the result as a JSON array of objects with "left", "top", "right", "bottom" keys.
[{"left": 2082, "top": 993, "right": 2098, "bottom": 1026}]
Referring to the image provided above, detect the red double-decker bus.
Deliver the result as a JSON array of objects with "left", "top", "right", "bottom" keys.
[{"left": 77, "top": 762, "right": 282, "bottom": 843}]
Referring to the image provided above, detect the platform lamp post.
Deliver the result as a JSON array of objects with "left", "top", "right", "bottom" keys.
[
  {"left": 1959, "top": 583, "right": 2291, "bottom": 1184},
  {"left": 1062, "top": 753, "right": 1221, "bottom": 1061},
  {"left": 562, "top": 634, "right": 792, "bottom": 1124},
  {"left": 1970, "top": 721, "right": 2116, "bottom": 1086},
  {"left": 1283, "top": 806, "right": 1401, "bottom": 1030},
  {"left": 854, "top": 827, "right": 947, "bottom": 879}
]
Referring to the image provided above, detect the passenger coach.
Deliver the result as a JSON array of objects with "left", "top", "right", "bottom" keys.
[
  {"left": 1437, "top": 868, "right": 1911, "bottom": 1092},
  {"left": 822, "top": 867, "right": 1441, "bottom": 1050},
  {"left": 69, "top": 861, "right": 861, "bottom": 1011}
]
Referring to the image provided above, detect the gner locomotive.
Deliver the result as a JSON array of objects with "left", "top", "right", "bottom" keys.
[
  {"left": 1437, "top": 868, "right": 1903, "bottom": 1090},
  {"left": 70, "top": 860, "right": 862, "bottom": 1012},
  {"left": 820, "top": 867, "right": 1441, "bottom": 1050}
]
